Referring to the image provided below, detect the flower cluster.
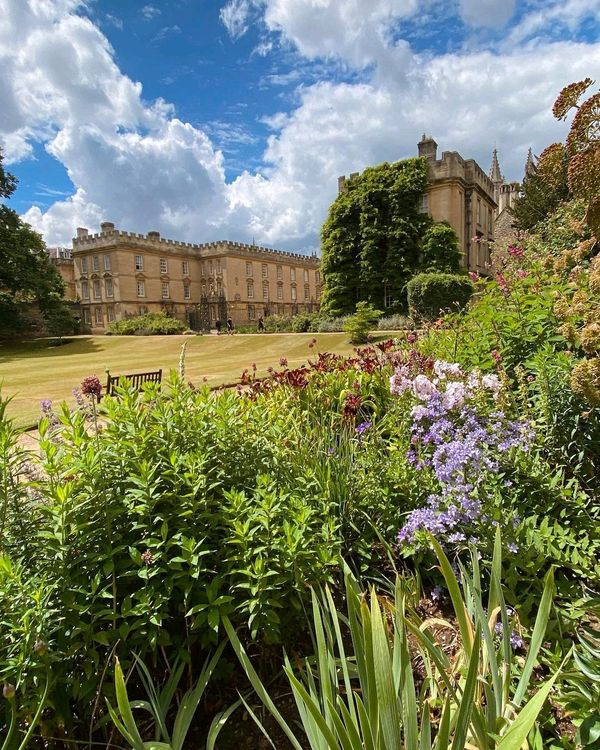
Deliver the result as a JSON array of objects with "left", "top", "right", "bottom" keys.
[
  {"left": 391, "top": 361, "right": 532, "bottom": 551},
  {"left": 80, "top": 375, "right": 102, "bottom": 400}
]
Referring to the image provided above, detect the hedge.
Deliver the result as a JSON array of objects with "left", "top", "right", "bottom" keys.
[
  {"left": 106, "top": 312, "right": 186, "bottom": 335},
  {"left": 407, "top": 272, "right": 474, "bottom": 320}
]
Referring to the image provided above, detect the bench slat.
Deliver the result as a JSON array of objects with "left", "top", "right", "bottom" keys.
[{"left": 105, "top": 369, "right": 163, "bottom": 397}]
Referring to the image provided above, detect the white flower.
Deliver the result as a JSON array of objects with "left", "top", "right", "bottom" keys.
[
  {"left": 442, "top": 381, "right": 467, "bottom": 409},
  {"left": 482, "top": 374, "right": 501, "bottom": 397},
  {"left": 434, "top": 361, "right": 463, "bottom": 379},
  {"left": 412, "top": 375, "right": 438, "bottom": 401}
]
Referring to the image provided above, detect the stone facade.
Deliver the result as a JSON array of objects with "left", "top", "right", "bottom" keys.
[
  {"left": 487, "top": 147, "right": 535, "bottom": 250},
  {"left": 47, "top": 246, "right": 77, "bottom": 300},
  {"left": 71, "top": 223, "right": 321, "bottom": 333},
  {"left": 338, "top": 136, "right": 497, "bottom": 275}
]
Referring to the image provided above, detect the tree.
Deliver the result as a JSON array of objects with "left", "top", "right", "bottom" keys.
[
  {"left": 512, "top": 144, "right": 570, "bottom": 231},
  {"left": 320, "top": 158, "right": 431, "bottom": 316},
  {"left": 0, "top": 149, "right": 66, "bottom": 335}
]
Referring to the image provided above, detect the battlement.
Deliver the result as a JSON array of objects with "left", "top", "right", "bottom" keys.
[{"left": 72, "top": 225, "right": 318, "bottom": 262}]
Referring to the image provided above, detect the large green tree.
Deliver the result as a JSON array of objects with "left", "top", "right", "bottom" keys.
[
  {"left": 320, "top": 157, "right": 458, "bottom": 316},
  {"left": 0, "top": 149, "right": 67, "bottom": 335}
]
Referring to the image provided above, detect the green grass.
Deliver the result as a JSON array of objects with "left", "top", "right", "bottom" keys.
[{"left": 0, "top": 333, "right": 357, "bottom": 428}]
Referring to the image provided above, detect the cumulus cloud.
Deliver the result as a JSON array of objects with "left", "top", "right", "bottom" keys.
[
  {"left": 220, "top": 0, "right": 251, "bottom": 39},
  {"left": 2, "top": 0, "right": 600, "bottom": 253}
]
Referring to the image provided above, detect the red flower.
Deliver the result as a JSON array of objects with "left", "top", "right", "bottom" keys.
[{"left": 343, "top": 392, "right": 362, "bottom": 419}]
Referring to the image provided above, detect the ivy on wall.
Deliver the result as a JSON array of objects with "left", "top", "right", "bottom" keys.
[{"left": 320, "top": 157, "right": 460, "bottom": 316}]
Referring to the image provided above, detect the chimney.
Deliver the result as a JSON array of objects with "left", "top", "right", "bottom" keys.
[
  {"left": 76, "top": 227, "right": 89, "bottom": 239},
  {"left": 147, "top": 231, "right": 161, "bottom": 239},
  {"left": 100, "top": 221, "right": 115, "bottom": 233},
  {"left": 338, "top": 175, "right": 346, "bottom": 194},
  {"left": 418, "top": 134, "right": 438, "bottom": 162}
]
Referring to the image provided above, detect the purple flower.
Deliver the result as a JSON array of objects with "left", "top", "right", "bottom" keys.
[
  {"left": 507, "top": 542, "right": 519, "bottom": 554},
  {"left": 510, "top": 631, "right": 525, "bottom": 650},
  {"left": 355, "top": 421, "right": 372, "bottom": 435},
  {"left": 40, "top": 399, "right": 52, "bottom": 412},
  {"left": 431, "top": 585, "right": 443, "bottom": 601}
]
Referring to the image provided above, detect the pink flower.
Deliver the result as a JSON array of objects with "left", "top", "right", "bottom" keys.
[
  {"left": 279, "top": 357, "right": 288, "bottom": 367},
  {"left": 468, "top": 272, "right": 479, "bottom": 282},
  {"left": 407, "top": 332, "right": 417, "bottom": 344},
  {"left": 517, "top": 269, "right": 527, "bottom": 278},
  {"left": 507, "top": 245, "right": 524, "bottom": 257},
  {"left": 491, "top": 350, "right": 502, "bottom": 364}
]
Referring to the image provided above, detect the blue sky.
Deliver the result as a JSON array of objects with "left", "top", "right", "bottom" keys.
[{"left": 1, "top": 0, "right": 599, "bottom": 253}]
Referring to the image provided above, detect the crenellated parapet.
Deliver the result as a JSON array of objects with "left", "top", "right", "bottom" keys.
[{"left": 72, "top": 225, "right": 318, "bottom": 263}]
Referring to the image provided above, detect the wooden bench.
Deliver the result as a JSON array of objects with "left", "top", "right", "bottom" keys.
[{"left": 104, "top": 369, "right": 162, "bottom": 397}]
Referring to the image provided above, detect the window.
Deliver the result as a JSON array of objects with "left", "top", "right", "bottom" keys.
[
  {"left": 83, "top": 308, "right": 91, "bottom": 324},
  {"left": 107, "top": 306, "right": 115, "bottom": 322},
  {"left": 315, "top": 271, "right": 320, "bottom": 283},
  {"left": 488, "top": 208, "right": 493, "bottom": 231},
  {"left": 247, "top": 281, "right": 254, "bottom": 298},
  {"left": 103, "top": 254, "right": 112, "bottom": 271},
  {"left": 304, "top": 285, "right": 310, "bottom": 301},
  {"left": 137, "top": 280, "right": 145, "bottom": 297},
  {"left": 477, "top": 198, "right": 482, "bottom": 225},
  {"left": 92, "top": 255, "right": 100, "bottom": 272},
  {"left": 216, "top": 281, "right": 222, "bottom": 296},
  {"left": 80, "top": 257, "right": 88, "bottom": 273},
  {"left": 182, "top": 260, "right": 189, "bottom": 275},
  {"left": 209, "top": 260, "right": 213, "bottom": 273},
  {"left": 277, "top": 284, "right": 283, "bottom": 300},
  {"left": 418, "top": 194, "right": 429, "bottom": 214},
  {"left": 291, "top": 285, "right": 297, "bottom": 301},
  {"left": 105, "top": 278, "right": 113, "bottom": 297},
  {"left": 216, "top": 259, "right": 221, "bottom": 273},
  {"left": 263, "top": 281, "right": 269, "bottom": 300},
  {"left": 276, "top": 265, "right": 283, "bottom": 280},
  {"left": 262, "top": 264, "right": 268, "bottom": 278},
  {"left": 161, "top": 282, "right": 170, "bottom": 299},
  {"left": 246, "top": 262, "right": 253, "bottom": 276},
  {"left": 81, "top": 280, "right": 89, "bottom": 300},
  {"left": 202, "top": 283, "right": 207, "bottom": 296},
  {"left": 94, "top": 307, "right": 103, "bottom": 325},
  {"left": 304, "top": 269, "right": 309, "bottom": 283},
  {"left": 135, "top": 255, "right": 143, "bottom": 272},
  {"left": 248, "top": 304, "right": 255, "bottom": 320},
  {"left": 384, "top": 284, "right": 393, "bottom": 308},
  {"left": 160, "top": 258, "right": 168, "bottom": 274},
  {"left": 93, "top": 279, "right": 101, "bottom": 299},
  {"left": 184, "top": 283, "right": 191, "bottom": 300},
  {"left": 290, "top": 268, "right": 296, "bottom": 282},
  {"left": 201, "top": 261, "right": 206, "bottom": 276}
]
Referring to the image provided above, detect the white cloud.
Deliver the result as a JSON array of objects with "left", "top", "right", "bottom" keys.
[
  {"left": 141, "top": 4, "right": 161, "bottom": 21},
  {"left": 458, "top": 0, "right": 516, "bottom": 28},
  {"left": 105, "top": 13, "right": 123, "bottom": 30},
  {"left": 220, "top": 0, "right": 251, "bottom": 40},
  {"left": 2, "top": 0, "right": 600, "bottom": 255},
  {"left": 152, "top": 24, "right": 181, "bottom": 42}
]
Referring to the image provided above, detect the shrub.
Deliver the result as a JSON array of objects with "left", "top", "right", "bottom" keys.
[
  {"left": 377, "top": 314, "right": 414, "bottom": 330},
  {"left": 317, "top": 316, "right": 348, "bottom": 332},
  {"left": 107, "top": 313, "right": 186, "bottom": 335},
  {"left": 407, "top": 272, "right": 474, "bottom": 320},
  {"left": 290, "top": 312, "right": 319, "bottom": 332},
  {"left": 344, "top": 302, "right": 382, "bottom": 344}
]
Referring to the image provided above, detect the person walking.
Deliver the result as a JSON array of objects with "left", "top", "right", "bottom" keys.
[
  {"left": 215, "top": 319, "right": 222, "bottom": 335},
  {"left": 226, "top": 317, "right": 234, "bottom": 335},
  {"left": 257, "top": 316, "right": 265, "bottom": 332}
]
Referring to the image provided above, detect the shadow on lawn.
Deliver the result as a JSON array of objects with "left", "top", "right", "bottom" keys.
[{"left": 0, "top": 336, "right": 105, "bottom": 363}]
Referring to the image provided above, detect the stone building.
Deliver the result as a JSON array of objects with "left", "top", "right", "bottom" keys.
[
  {"left": 47, "top": 246, "right": 77, "bottom": 300},
  {"left": 338, "top": 136, "right": 497, "bottom": 275},
  {"left": 71, "top": 223, "right": 321, "bottom": 333},
  {"left": 487, "top": 147, "right": 535, "bottom": 250}
]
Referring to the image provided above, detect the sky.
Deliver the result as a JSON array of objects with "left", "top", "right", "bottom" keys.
[{"left": 1, "top": 0, "right": 599, "bottom": 254}]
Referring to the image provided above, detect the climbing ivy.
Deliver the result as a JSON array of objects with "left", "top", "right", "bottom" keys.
[{"left": 320, "top": 157, "right": 457, "bottom": 316}]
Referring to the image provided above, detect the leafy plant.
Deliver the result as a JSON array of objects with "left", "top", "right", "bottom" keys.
[
  {"left": 407, "top": 272, "right": 474, "bottom": 321},
  {"left": 225, "top": 533, "right": 561, "bottom": 749},
  {"left": 106, "top": 644, "right": 226, "bottom": 750}
]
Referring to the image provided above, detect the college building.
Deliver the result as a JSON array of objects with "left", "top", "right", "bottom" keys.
[
  {"left": 70, "top": 223, "right": 321, "bottom": 333},
  {"left": 338, "top": 135, "right": 498, "bottom": 275}
]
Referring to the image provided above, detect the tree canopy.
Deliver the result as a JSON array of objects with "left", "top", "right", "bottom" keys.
[
  {"left": 0, "top": 149, "right": 67, "bottom": 335},
  {"left": 320, "top": 157, "right": 460, "bottom": 316}
]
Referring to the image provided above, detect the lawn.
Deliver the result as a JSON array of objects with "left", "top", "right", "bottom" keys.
[{"left": 0, "top": 333, "right": 357, "bottom": 427}]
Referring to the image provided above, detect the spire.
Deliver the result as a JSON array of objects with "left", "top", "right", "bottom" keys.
[
  {"left": 524, "top": 147, "right": 535, "bottom": 179},
  {"left": 489, "top": 148, "right": 503, "bottom": 184}
]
